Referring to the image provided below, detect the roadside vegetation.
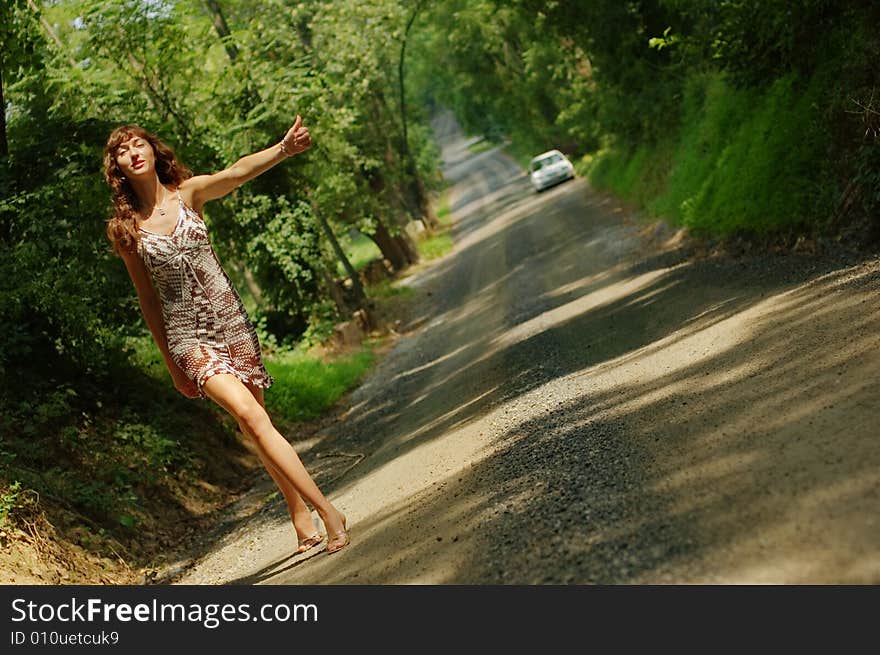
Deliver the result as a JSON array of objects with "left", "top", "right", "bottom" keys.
[
  {"left": 414, "top": 1, "right": 879, "bottom": 244},
  {"left": 416, "top": 191, "right": 455, "bottom": 260}
]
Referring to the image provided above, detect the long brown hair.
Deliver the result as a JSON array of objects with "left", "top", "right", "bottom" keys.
[{"left": 103, "top": 125, "right": 192, "bottom": 255}]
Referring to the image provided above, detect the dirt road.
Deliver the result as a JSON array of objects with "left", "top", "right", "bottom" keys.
[{"left": 175, "top": 112, "right": 880, "bottom": 585}]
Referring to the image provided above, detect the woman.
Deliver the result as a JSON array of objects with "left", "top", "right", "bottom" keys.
[{"left": 103, "top": 117, "right": 349, "bottom": 556}]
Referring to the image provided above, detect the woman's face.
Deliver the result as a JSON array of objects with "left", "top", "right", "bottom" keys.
[{"left": 115, "top": 135, "right": 156, "bottom": 180}]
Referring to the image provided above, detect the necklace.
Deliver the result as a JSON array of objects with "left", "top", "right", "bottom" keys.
[{"left": 155, "top": 185, "right": 168, "bottom": 217}]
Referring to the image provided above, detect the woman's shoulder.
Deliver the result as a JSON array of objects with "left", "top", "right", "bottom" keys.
[
  {"left": 175, "top": 182, "right": 205, "bottom": 216},
  {"left": 176, "top": 178, "right": 202, "bottom": 216},
  {"left": 175, "top": 181, "right": 196, "bottom": 206}
]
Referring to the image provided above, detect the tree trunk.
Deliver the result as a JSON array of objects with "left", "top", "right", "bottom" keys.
[
  {"left": 373, "top": 91, "right": 431, "bottom": 233},
  {"left": 394, "top": 231, "right": 420, "bottom": 266},
  {"left": 397, "top": 1, "right": 426, "bottom": 164},
  {"left": 318, "top": 212, "right": 366, "bottom": 306},
  {"left": 119, "top": 50, "right": 193, "bottom": 140},
  {"left": 203, "top": 0, "right": 261, "bottom": 117},
  {"left": 416, "top": 176, "right": 440, "bottom": 231},
  {"left": 26, "top": 0, "right": 76, "bottom": 67},
  {"left": 241, "top": 267, "right": 264, "bottom": 304},
  {"left": 0, "top": 66, "right": 7, "bottom": 157},
  {"left": 323, "top": 270, "right": 351, "bottom": 318},
  {"left": 203, "top": 0, "right": 239, "bottom": 61},
  {"left": 370, "top": 219, "right": 410, "bottom": 271},
  {"left": 229, "top": 257, "right": 265, "bottom": 305},
  {"left": 397, "top": 1, "right": 435, "bottom": 231}
]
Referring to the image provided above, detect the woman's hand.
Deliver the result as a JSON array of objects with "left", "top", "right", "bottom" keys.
[
  {"left": 280, "top": 115, "right": 312, "bottom": 156},
  {"left": 180, "top": 114, "right": 313, "bottom": 209}
]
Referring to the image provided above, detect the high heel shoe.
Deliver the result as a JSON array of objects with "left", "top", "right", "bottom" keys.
[
  {"left": 297, "top": 533, "right": 324, "bottom": 554},
  {"left": 325, "top": 514, "right": 350, "bottom": 555}
]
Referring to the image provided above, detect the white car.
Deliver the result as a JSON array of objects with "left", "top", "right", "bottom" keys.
[{"left": 529, "top": 150, "right": 575, "bottom": 192}]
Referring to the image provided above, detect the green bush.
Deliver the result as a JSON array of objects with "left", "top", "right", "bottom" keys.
[
  {"left": 0, "top": 482, "right": 23, "bottom": 527},
  {"left": 590, "top": 72, "right": 835, "bottom": 236},
  {"left": 265, "top": 347, "right": 374, "bottom": 423},
  {"left": 0, "top": 118, "right": 135, "bottom": 383}
]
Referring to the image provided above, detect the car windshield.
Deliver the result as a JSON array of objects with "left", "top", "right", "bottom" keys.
[{"left": 531, "top": 154, "right": 563, "bottom": 171}]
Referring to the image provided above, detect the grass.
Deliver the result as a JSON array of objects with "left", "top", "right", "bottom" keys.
[
  {"left": 126, "top": 335, "right": 172, "bottom": 383},
  {"left": 414, "top": 190, "right": 455, "bottom": 260},
  {"left": 588, "top": 71, "right": 835, "bottom": 236},
  {"left": 0, "top": 338, "right": 245, "bottom": 546},
  {"left": 367, "top": 278, "right": 416, "bottom": 302},
  {"left": 334, "top": 221, "right": 457, "bottom": 272},
  {"left": 467, "top": 137, "right": 499, "bottom": 156},
  {"left": 264, "top": 346, "right": 374, "bottom": 423},
  {"left": 335, "top": 212, "right": 456, "bottom": 276},
  {"left": 367, "top": 279, "right": 417, "bottom": 329},
  {"left": 126, "top": 331, "right": 375, "bottom": 426},
  {"left": 463, "top": 129, "right": 549, "bottom": 172},
  {"left": 336, "top": 230, "right": 383, "bottom": 277},
  {"left": 417, "top": 232, "right": 454, "bottom": 260},
  {"left": 436, "top": 190, "right": 452, "bottom": 225}
]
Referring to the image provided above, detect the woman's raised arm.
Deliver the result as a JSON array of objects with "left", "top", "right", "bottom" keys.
[{"left": 180, "top": 115, "right": 311, "bottom": 213}]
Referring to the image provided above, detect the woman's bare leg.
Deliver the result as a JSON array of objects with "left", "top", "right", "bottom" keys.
[
  {"left": 240, "top": 383, "right": 320, "bottom": 549},
  {"left": 203, "top": 373, "right": 349, "bottom": 550}
]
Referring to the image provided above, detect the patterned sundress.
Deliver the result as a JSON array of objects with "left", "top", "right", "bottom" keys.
[{"left": 136, "top": 190, "right": 273, "bottom": 398}]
